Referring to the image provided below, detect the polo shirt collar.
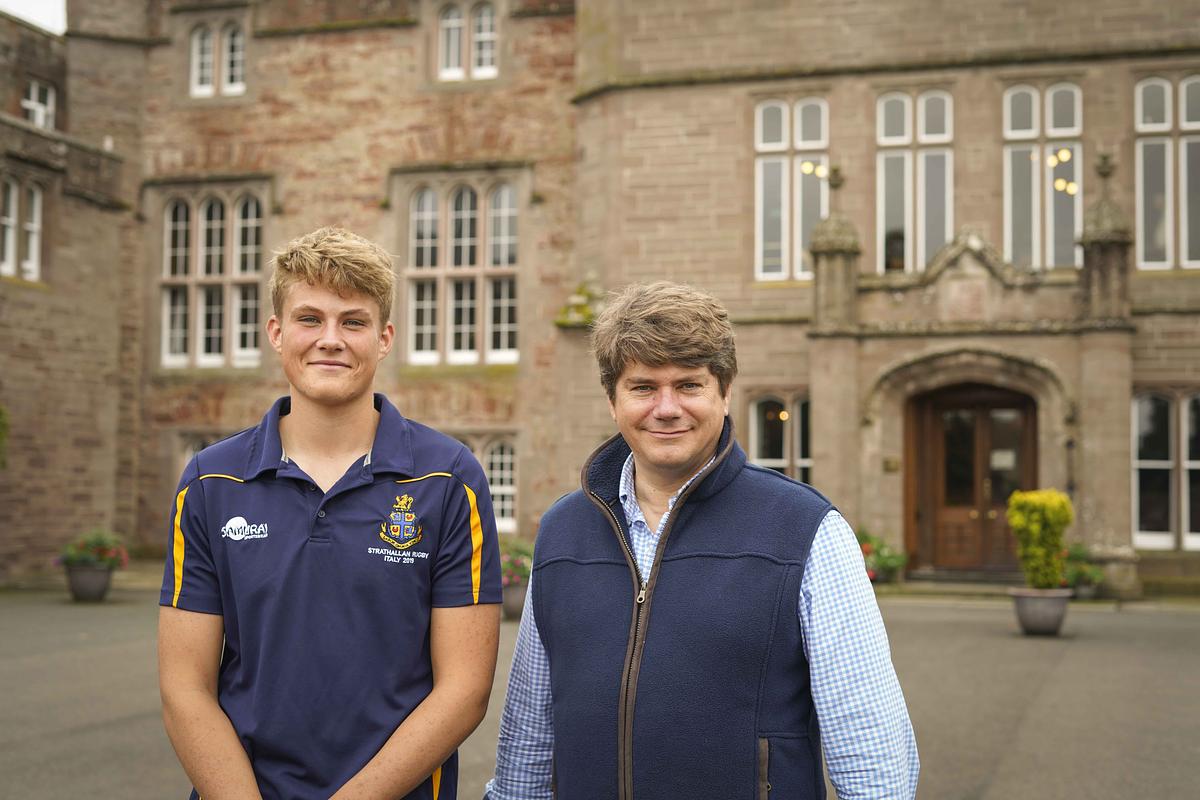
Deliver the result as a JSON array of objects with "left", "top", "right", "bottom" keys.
[{"left": 243, "top": 393, "right": 415, "bottom": 480}]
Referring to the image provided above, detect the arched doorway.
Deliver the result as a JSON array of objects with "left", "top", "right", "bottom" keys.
[{"left": 908, "top": 383, "right": 1037, "bottom": 575}]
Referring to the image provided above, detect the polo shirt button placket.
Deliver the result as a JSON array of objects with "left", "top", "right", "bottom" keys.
[{"left": 317, "top": 510, "right": 326, "bottom": 518}]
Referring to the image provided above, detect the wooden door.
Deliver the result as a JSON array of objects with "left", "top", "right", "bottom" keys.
[{"left": 920, "top": 386, "right": 1036, "bottom": 572}]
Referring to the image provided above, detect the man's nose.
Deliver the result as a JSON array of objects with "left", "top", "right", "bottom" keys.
[
  {"left": 316, "top": 321, "right": 346, "bottom": 349},
  {"left": 652, "top": 388, "right": 682, "bottom": 417}
]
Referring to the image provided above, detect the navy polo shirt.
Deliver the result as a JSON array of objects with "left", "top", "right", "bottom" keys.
[{"left": 159, "top": 394, "right": 501, "bottom": 800}]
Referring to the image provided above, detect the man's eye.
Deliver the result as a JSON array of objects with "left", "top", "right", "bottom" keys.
[
  {"left": 298, "top": 316, "right": 319, "bottom": 324},
  {"left": 344, "top": 319, "right": 367, "bottom": 328},
  {"left": 631, "top": 385, "right": 654, "bottom": 394}
]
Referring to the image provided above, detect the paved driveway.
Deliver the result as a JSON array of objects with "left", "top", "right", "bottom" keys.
[{"left": 1, "top": 581, "right": 1197, "bottom": 799}]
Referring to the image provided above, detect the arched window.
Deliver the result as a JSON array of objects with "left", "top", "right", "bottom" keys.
[
  {"left": 1003, "top": 85, "right": 1038, "bottom": 139},
  {"left": 1182, "top": 75, "right": 1200, "bottom": 130},
  {"left": 749, "top": 396, "right": 811, "bottom": 481},
  {"left": 165, "top": 199, "right": 191, "bottom": 277},
  {"left": 410, "top": 188, "right": 439, "bottom": 269},
  {"left": 754, "top": 101, "right": 790, "bottom": 280},
  {"left": 439, "top": 5, "right": 465, "bottom": 80},
  {"left": 794, "top": 98, "right": 828, "bottom": 150},
  {"left": 1045, "top": 83, "right": 1082, "bottom": 137},
  {"left": 222, "top": 24, "right": 246, "bottom": 95},
  {"left": 755, "top": 100, "right": 789, "bottom": 152},
  {"left": 190, "top": 26, "right": 214, "bottom": 97},
  {"left": 917, "top": 90, "right": 953, "bottom": 144},
  {"left": 1134, "top": 394, "right": 1173, "bottom": 548},
  {"left": 235, "top": 195, "right": 261, "bottom": 275},
  {"left": 488, "top": 183, "right": 517, "bottom": 266},
  {"left": 451, "top": 186, "right": 478, "bottom": 267},
  {"left": 0, "top": 178, "right": 17, "bottom": 276},
  {"left": 876, "top": 92, "right": 912, "bottom": 146},
  {"left": 471, "top": 3, "right": 497, "bottom": 79},
  {"left": 20, "top": 184, "right": 41, "bottom": 281},
  {"left": 485, "top": 440, "right": 516, "bottom": 532},
  {"left": 200, "top": 198, "right": 225, "bottom": 275}
]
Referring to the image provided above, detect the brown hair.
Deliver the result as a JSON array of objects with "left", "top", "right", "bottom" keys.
[
  {"left": 591, "top": 281, "right": 738, "bottom": 399},
  {"left": 268, "top": 226, "right": 395, "bottom": 325}
]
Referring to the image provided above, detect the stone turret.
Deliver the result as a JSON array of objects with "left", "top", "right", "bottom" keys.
[
  {"left": 1078, "top": 154, "right": 1132, "bottom": 321},
  {"left": 810, "top": 167, "right": 859, "bottom": 331}
]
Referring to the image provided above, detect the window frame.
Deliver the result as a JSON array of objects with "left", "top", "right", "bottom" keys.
[
  {"left": 439, "top": 5, "right": 466, "bottom": 81},
  {"left": 1044, "top": 82, "right": 1082, "bottom": 138},
  {"left": 484, "top": 438, "right": 517, "bottom": 533},
  {"left": 221, "top": 23, "right": 246, "bottom": 96},
  {"left": 748, "top": 394, "right": 812, "bottom": 483},
  {"left": 470, "top": 2, "right": 498, "bottom": 80},
  {"left": 1135, "top": 77, "right": 1173, "bottom": 134},
  {"left": 917, "top": 90, "right": 953, "bottom": 145},
  {"left": 190, "top": 26, "right": 215, "bottom": 98},
  {"left": 19, "top": 183, "right": 41, "bottom": 282},
  {"left": 1043, "top": 141, "right": 1083, "bottom": 268},
  {"left": 1181, "top": 75, "right": 1200, "bottom": 131},
  {"left": 1181, "top": 135, "right": 1200, "bottom": 268},
  {"left": 21, "top": 79, "right": 56, "bottom": 130},
  {"left": 1184, "top": 394, "right": 1200, "bottom": 551},
  {"left": 1133, "top": 393, "right": 1176, "bottom": 550},
  {"left": 917, "top": 147, "right": 954, "bottom": 269},
  {"left": 1003, "top": 85, "right": 1040, "bottom": 140},
  {"left": 876, "top": 92, "right": 913, "bottom": 146},
  {"left": 0, "top": 178, "right": 17, "bottom": 277},
  {"left": 793, "top": 153, "right": 829, "bottom": 279},
  {"left": 1136, "top": 136, "right": 1175, "bottom": 270},
  {"left": 754, "top": 155, "right": 790, "bottom": 280},
  {"left": 755, "top": 100, "right": 790, "bottom": 153},
  {"left": 1003, "top": 143, "right": 1042, "bottom": 269},
  {"left": 876, "top": 148, "right": 913, "bottom": 274}
]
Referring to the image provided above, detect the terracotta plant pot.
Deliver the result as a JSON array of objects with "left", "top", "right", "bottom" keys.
[
  {"left": 1008, "top": 587, "right": 1072, "bottom": 636},
  {"left": 502, "top": 582, "right": 526, "bottom": 621},
  {"left": 66, "top": 564, "right": 114, "bottom": 602}
]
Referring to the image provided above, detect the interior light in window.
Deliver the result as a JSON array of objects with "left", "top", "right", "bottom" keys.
[
  {"left": 778, "top": 410, "right": 791, "bottom": 421},
  {"left": 1065, "top": 182, "right": 1078, "bottom": 196},
  {"left": 800, "top": 161, "right": 815, "bottom": 175},
  {"left": 1054, "top": 178, "right": 1067, "bottom": 192},
  {"left": 1046, "top": 154, "right": 1059, "bottom": 168}
]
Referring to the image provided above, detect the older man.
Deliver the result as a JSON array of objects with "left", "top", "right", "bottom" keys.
[{"left": 487, "top": 281, "right": 918, "bottom": 799}]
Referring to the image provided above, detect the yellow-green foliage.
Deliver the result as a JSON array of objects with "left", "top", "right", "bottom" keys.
[{"left": 1007, "top": 489, "right": 1074, "bottom": 589}]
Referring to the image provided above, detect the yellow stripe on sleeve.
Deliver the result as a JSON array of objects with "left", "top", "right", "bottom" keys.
[
  {"left": 171, "top": 486, "right": 190, "bottom": 607},
  {"left": 198, "top": 473, "right": 245, "bottom": 483},
  {"left": 431, "top": 765, "right": 442, "bottom": 799},
  {"left": 462, "top": 483, "right": 484, "bottom": 604}
]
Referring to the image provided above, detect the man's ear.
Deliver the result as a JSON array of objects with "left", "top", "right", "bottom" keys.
[
  {"left": 377, "top": 321, "right": 395, "bottom": 360},
  {"left": 267, "top": 315, "right": 283, "bottom": 354}
]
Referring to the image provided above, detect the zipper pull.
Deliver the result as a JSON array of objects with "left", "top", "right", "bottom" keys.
[{"left": 636, "top": 587, "right": 646, "bottom": 604}]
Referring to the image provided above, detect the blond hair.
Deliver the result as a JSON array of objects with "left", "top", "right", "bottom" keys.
[
  {"left": 268, "top": 226, "right": 395, "bottom": 324},
  {"left": 591, "top": 281, "right": 738, "bottom": 399}
]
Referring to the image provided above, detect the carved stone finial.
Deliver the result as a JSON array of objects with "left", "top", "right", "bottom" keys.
[
  {"left": 1096, "top": 152, "right": 1115, "bottom": 182},
  {"left": 828, "top": 165, "right": 844, "bottom": 192},
  {"left": 1080, "top": 153, "right": 1131, "bottom": 245}
]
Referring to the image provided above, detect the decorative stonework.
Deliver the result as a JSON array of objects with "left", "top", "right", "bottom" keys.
[
  {"left": 1080, "top": 154, "right": 1132, "bottom": 246},
  {"left": 810, "top": 167, "right": 861, "bottom": 255},
  {"left": 554, "top": 275, "right": 605, "bottom": 329}
]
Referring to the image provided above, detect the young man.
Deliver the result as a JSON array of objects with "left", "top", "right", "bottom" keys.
[
  {"left": 158, "top": 227, "right": 501, "bottom": 800},
  {"left": 487, "top": 282, "right": 919, "bottom": 799}
]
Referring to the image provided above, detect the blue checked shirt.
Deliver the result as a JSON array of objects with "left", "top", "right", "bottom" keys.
[{"left": 486, "top": 455, "right": 919, "bottom": 799}]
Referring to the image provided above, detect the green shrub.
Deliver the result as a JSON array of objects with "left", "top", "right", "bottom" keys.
[
  {"left": 855, "top": 529, "right": 908, "bottom": 583},
  {"left": 499, "top": 536, "right": 533, "bottom": 588},
  {"left": 1063, "top": 542, "right": 1104, "bottom": 588},
  {"left": 1007, "top": 489, "right": 1074, "bottom": 589},
  {"left": 58, "top": 529, "right": 129, "bottom": 570}
]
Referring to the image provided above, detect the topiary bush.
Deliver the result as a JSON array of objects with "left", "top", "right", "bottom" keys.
[{"left": 1007, "top": 489, "right": 1075, "bottom": 589}]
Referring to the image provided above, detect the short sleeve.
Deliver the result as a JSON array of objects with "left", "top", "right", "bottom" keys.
[
  {"left": 431, "top": 448, "right": 502, "bottom": 607},
  {"left": 159, "top": 456, "right": 223, "bottom": 614}
]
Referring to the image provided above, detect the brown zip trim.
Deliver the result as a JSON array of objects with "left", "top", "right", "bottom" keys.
[{"left": 583, "top": 432, "right": 736, "bottom": 800}]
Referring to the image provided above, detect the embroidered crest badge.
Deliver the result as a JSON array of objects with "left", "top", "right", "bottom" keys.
[{"left": 379, "top": 494, "right": 422, "bottom": 550}]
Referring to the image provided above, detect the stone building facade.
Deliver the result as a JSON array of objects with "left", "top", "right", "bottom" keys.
[{"left": 1, "top": 0, "right": 1197, "bottom": 591}]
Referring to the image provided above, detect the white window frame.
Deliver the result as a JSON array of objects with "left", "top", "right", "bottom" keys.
[
  {"left": 448, "top": 277, "right": 478, "bottom": 364},
  {"left": 488, "top": 183, "right": 517, "bottom": 266},
  {"left": 410, "top": 188, "right": 439, "bottom": 269},
  {"left": 196, "top": 284, "right": 225, "bottom": 368},
  {"left": 793, "top": 98, "right": 827, "bottom": 150},
  {"left": 439, "top": 5, "right": 465, "bottom": 81},
  {"left": 20, "top": 184, "right": 41, "bottom": 282},
  {"left": 408, "top": 278, "right": 440, "bottom": 365},
  {"left": 749, "top": 397, "right": 789, "bottom": 473},
  {"left": 1181, "top": 75, "right": 1200, "bottom": 131},
  {"left": 1185, "top": 395, "right": 1200, "bottom": 551},
  {"left": 164, "top": 199, "right": 191, "bottom": 277},
  {"left": 451, "top": 186, "right": 478, "bottom": 268},
  {"left": 1043, "top": 141, "right": 1083, "bottom": 268},
  {"left": 1135, "top": 77, "right": 1172, "bottom": 134},
  {"left": 234, "top": 195, "right": 261, "bottom": 275},
  {"left": 485, "top": 276, "right": 518, "bottom": 364},
  {"left": 161, "top": 286, "right": 190, "bottom": 369},
  {"left": 0, "top": 178, "right": 16, "bottom": 277},
  {"left": 485, "top": 439, "right": 517, "bottom": 533},
  {"left": 200, "top": 197, "right": 225, "bottom": 276},
  {"left": 1044, "top": 82, "right": 1082, "bottom": 138},
  {"left": 21, "top": 80, "right": 56, "bottom": 130},
  {"left": 876, "top": 92, "right": 912, "bottom": 146},
  {"left": 190, "top": 26, "right": 215, "bottom": 98},
  {"left": 917, "top": 148, "right": 954, "bottom": 268},
  {"left": 232, "top": 283, "right": 261, "bottom": 367},
  {"left": 748, "top": 395, "right": 812, "bottom": 481},
  {"left": 793, "top": 153, "right": 828, "bottom": 279},
  {"left": 1003, "top": 144, "right": 1042, "bottom": 268},
  {"left": 1181, "top": 136, "right": 1200, "bottom": 268},
  {"left": 755, "top": 100, "right": 790, "bottom": 153},
  {"left": 917, "top": 90, "right": 953, "bottom": 145},
  {"left": 754, "top": 155, "right": 790, "bottom": 279},
  {"left": 471, "top": 2, "right": 498, "bottom": 80},
  {"left": 1135, "top": 137, "right": 1174, "bottom": 270},
  {"left": 876, "top": 149, "right": 913, "bottom": 274},
  {"left": 222, "top": 23, "right": 246, "bottom": 96},
  {"left": 1133, "top": 394, "right": 1176, "bottom": 550},
  {"left": 1003, "top": 85, "right": 1039, "bottom": 140}
]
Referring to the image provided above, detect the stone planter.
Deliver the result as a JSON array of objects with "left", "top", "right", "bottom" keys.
[
  {"left": 1009, "top": 587, "right": 1072, "bottom": 636},
  {"left": 66, "top": 565, "right": 114, "bottom": 602},
  {"left": 502, "top": 583, "right": 526, "bottom": 621}
]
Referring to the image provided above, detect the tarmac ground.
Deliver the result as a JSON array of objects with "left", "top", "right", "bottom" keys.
[{"left": 2, "top": 564, "right": 1198, "bottom": 799}]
